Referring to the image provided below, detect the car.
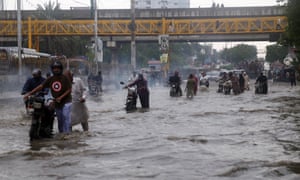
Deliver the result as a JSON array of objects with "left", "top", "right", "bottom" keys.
[
  {"left": 206, "top": 71, "right": 221, "bottom": 81},
  {"left": 232, "top": 69, "right": 246, "bottom": 75}
]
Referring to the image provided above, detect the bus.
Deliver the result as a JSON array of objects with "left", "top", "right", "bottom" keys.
[
  {"left": 0, "top": 47, "right": 52, "bottom": 76},
  {"left": 0, "top": 47, "right": 52, "bottom": 91}
]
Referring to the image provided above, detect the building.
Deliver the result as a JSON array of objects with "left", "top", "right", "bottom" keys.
[
  {"left": 135, "top": 0, "right": 190, "bottom": 9},
  {"left": 0, "top": 0, "right": 4, "bottom": 10}
]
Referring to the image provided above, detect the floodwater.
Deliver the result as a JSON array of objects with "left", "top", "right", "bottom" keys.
[{"left": 0, "top": 81, "right": 300, "bottom": 180}]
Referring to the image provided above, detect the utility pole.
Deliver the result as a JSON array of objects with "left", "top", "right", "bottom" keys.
[
  {"left": 17, "top": 0, "right": 22, "bottom": 76},
  {"left": 130, "top": 0, "right": 136, "bottom": 70},
  {"left": 94, "top": 0, "right": 98, "bottom": 73}
]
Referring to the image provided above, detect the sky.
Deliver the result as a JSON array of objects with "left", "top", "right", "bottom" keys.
[
  {"left": 3, "top": 0, "right": 279, "bottom": 10},
  {"left": 3, "top": 0, "right": 280, "bottom": 57}
]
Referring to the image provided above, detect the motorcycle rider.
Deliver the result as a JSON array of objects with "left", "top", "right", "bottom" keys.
[
  {"left": 125, "top": 73, "right": 150, "bottom": 108},
  {"left": 24, "top": 61, "right": 72, "bottom": 133},
  {"left": 229, "top": 72, "right": 241, "bottom": 95},
  {"left": 21, "top": 69, "right": 46, "bottom": 113},
  {"left": 21, "top": 68, "right": 55, "bottom": 139},
  {"left": 168, "top": 71, "right": 183, "bottom": 96},
  {"left": 216, "top": 72, "right": 227, "bottom": 93},
  {"left": 199, "top": 71, "right": 209, "bottom": 88},
  {"left": 255, "top": 72, "right": 268, "bottom": 94}
]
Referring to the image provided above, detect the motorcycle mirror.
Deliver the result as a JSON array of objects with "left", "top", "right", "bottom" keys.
[{"left": 120, "top": 81, "right": 125, "bottom": 85}]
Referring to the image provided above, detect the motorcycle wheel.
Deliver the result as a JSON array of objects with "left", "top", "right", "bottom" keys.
[
  {"left": 126, "top": 102, "right": 137, "bottom": 112},
  {"left": 29, "top": 115, "right": 41, "bottom": 141}
]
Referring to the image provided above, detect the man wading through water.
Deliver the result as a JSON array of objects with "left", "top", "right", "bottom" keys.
[{"left": 24, "top": 61, "right": 72, "bottom": 134}]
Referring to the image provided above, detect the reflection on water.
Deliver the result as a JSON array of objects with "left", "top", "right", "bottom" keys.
[{"left": 0, "top": 82, "right": 300, "bottom": 180}]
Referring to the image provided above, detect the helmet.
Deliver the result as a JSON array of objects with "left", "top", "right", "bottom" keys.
[
  {"left": 51, "top": 61, "right": 63, "bottom": 75},
  {"left": 51, "top": 61, "right": 63, "bottom": 70},
  {"left": 138, "top": 73, "right": 144, "bottom": 80},
  {"left": 32, "top": 68, "right": 41, "bottom": 76}
]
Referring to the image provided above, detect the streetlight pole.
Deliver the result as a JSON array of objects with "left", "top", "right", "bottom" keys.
[
  {"left": 94, "top": 0, "right": 98, "bottom": 73},
  {"left": 130, "top": 0, "right": 136, "bottom": 70},
  {"left": 17, "top": 0, "right": 22, "bottom": 76}
]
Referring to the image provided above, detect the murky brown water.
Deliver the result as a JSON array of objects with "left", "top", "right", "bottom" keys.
[{"left": 0, "top": 81, "right": 300, "bottom": 180}]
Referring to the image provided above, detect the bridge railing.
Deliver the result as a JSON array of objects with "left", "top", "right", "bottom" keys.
[{"left": 0, "top": 16, "right": 287, "bottom": 36}]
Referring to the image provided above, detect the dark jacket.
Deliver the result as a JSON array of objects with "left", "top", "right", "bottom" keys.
[
  {"left": 169, "top": 75, "right": 181, "bottom": 86},
  {"left": 21, "top": 76, "right": 46, "bottom": 95},
  {"left": 128, "top": 77, "right": 149, "bottom": 95}
]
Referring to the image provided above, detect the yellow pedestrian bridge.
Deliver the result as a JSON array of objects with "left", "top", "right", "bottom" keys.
[{"left": 0, "top": 7, "right": 287, "bottom": 50}]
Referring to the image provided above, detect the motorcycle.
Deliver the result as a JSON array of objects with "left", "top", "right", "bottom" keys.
[
  {"left": 28, "top": 92, "right": 55, "bottom": 141},
  {"left": 199, "top": 78, "right": 209, "bottom": 92},
  {"left": 255, "top": 81, "right": 268, "bottom": 94},
  {"left": 199, "top": 78, "right": 209, "bottom": 88},
  {"left": 169, "top": 83, "right": 182, "bottom": 97},
  {"left": 217, "top": 80, "right": 224, "bottom": 93},
  {"left": 120, "top": 82, "right": 137, "bottom": 112},
  {"left": 223, "top": 80, "right": 232, "bottom": 95},
  {"left": 88, "top": 80, "right": 101, "bottom": 96}
]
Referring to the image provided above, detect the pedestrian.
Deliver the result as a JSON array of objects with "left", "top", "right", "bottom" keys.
[
  {"left": 125, "top": 73, "right": 150, "bottom": 108},
  {"left": 243, "top": 72, "right": 250, "bottom": 90},
  {"left": 64, "top": 70, "right": 89, "bottom": 131},
  {"left": 193, "top": 74, "right": 198, "bottom": 95},
  {"left": 289, "top": 70, "right": 296, "bottom": 87},
  {"left": 24, "top": 61, "right": 72, "bottom": 133},
  {"left": 128, "top": 71, "right": 138, "bottom": 83},
  {"left": 239, "top": 73, "right": 245, "bottom": 93},
  {"left": 185, "top": 74, "right": 196, "bottom": 99},
  {"left": 95, "top": 71, "right": 103, "bottom": 92}
]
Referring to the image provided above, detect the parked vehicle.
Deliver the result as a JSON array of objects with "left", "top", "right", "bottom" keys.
[{"left": 206, "top": 71, "right": 221, "bottom": 81}]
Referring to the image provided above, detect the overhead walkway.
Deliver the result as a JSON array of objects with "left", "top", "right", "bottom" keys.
[
  {"left": 0, "top": 16, "right": 287, "bottom": 44},
  {"left": 0, "top": 6, "right": 287, "bottom": 50}
]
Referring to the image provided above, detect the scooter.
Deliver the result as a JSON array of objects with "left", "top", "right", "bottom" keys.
[
  {"left": 198, "top": 78, "right": 209, "bottom": 92},
  {"left": 88, "top": 80, "right": 100, "bottom": 96},
  {"left": 223, "top": 80, "right": 232, "bottom": 95},
  {"left": 28, "top": 92, "right": 55, "bottom": 141},
  {"left": 120, "top": 82, "right": 137, "bottom": 112},
  {"left": 199, "top": 78, "right": 209, "bottom": 88}
]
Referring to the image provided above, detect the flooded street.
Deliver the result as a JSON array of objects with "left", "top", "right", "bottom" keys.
[{"left": 0, "top": 81, "right": 300, "bottom": 180}]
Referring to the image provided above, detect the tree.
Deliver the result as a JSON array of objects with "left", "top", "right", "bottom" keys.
[
  {"left": 265, "top": 44, "right": 288, "bottom": 63},
  {"left": 286, "top": 0, "right": 300, "bottom": 47},
  {"left": 37, "top": 1, "right": 61, "bottom": 20},
  {"left": 220, "top": 44, "right": 257, "bottom": 65},
  {"left": 37, "top": 1, "right": 90, "bottom": 58},
  {"left": 281, "top": 0, "right": 300, "bottom": 70}
]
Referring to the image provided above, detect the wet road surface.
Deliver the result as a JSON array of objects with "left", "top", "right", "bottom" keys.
[{"left": 0, "top": 81, "right": 299, "bottom": 180}]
